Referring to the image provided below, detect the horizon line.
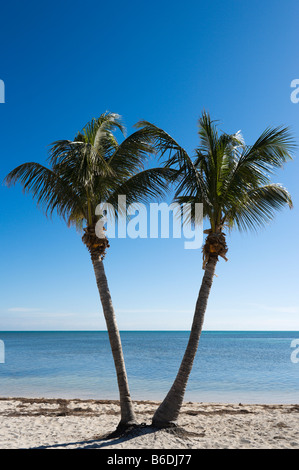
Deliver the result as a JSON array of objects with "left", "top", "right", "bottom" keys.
[{"left": 1, "top": 329, "right": 299, "bottom": 333}]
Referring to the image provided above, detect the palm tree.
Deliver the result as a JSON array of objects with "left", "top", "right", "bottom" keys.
[
  {"left": 136, "top": 111, "right": 295, "bottom": 427},
  {"left": 4, "top": 112, "right": 172, "bottom": 430}
]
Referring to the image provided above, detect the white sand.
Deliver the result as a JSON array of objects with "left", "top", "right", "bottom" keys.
[{"left": 0, "top": 397, "right": 299, "bottom": 449}]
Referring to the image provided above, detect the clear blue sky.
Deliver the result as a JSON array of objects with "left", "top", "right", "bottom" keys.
[{"left": 1, "top": 0, "right": 298, "bottom": 331}]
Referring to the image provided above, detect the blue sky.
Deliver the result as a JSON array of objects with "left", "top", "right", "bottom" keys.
[{"left": 0, "top": 0, "right": 299, "bottom": 331}]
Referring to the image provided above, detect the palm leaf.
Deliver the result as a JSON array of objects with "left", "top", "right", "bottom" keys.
[
  {"left": 107, "top": 167, "right": 175, "bottom": 213},
  {"left": 4, "top": 162, "right": 84, "bottom": 222},
  {"left": 225, "top": 183, "right": 293, "bottom": 232}
]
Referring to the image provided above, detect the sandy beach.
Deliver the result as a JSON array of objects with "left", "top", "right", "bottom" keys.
[{"left": 0, "top": 397, "right": 298, "bottom": 449}]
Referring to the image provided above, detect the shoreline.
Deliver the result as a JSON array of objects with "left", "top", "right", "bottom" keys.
[{"left": 0, "top": 397, "right": 298, "bottom": 449}]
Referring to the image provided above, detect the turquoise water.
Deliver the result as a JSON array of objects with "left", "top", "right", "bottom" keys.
[{"left": 0, "top": 331, "right": 298, "bottom": 403}]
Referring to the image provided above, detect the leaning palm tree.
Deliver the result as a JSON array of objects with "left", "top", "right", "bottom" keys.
[
  {"left": 136, "top": 111, "right": 295, "bottom": 427},
  {"left": 4, "top": 112, "right": 172, "bottom": 430}
]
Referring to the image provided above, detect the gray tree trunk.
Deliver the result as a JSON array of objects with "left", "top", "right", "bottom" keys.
[
  {"left": 152, "top": 255, "right": 218, "bottom": 427},
  {"left": 92, "top": 257, "right": 137, "bottom": 427}
]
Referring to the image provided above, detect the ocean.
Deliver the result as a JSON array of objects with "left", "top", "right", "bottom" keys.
[{"left": 0, "top": 331, "right": 298, "bottom": 404}]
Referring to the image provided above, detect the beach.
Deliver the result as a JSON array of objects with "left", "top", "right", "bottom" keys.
[{"left": 0, "top": 397, "right": 298, "bottom": 449}]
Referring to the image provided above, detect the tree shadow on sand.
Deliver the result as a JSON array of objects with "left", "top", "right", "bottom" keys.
[{"left": 31, "top": 423, "right": 203, "bottom": 449}]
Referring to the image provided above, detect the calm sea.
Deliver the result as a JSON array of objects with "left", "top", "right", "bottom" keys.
[{"left": 0, "top": 331, "right": 298, "bottom": 404}]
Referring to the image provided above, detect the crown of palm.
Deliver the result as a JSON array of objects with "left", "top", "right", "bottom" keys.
[
  {"left": 5, "top": 112, "right": 173, "bottom": 231},
  {"left": 135, "top": 111, "right": 294, "bottom": 233}
]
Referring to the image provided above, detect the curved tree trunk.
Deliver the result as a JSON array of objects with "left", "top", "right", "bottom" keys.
[
  {"left": 91, "top": 256, "right": 137, "bottom": 428},
  {"left": 152, "top": 255, "right": 218, "bottom": 427}
]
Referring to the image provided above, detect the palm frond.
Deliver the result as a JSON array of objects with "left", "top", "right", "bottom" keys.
[
  {"left": 82, "top": 112, "right": 125, "bottom": 146},
  {"left": 134, "top": 120, "right": 210, "bottom": 205},
  {"left": 107, "top": 127, "right": 155, "bottom": 177},
  {"left": 197, "top": 110, "right": 219, "bottom": 162},
  {"left": 48, "top": 139, "right": 114, "bottom": 191},
  {"left": 237, "top": 126, "right": 295, "bottom": 177},
  {"left": 134, "top": 121, "right": 188, "bottom": 163},
  {"left": 225, "top": 183, "right": 293, "bottom": 232},
  {"left": 107, "top": 167, "right": 175, "bottom": 213},
  {"left": 4, "top": 162, "right": 84, "bottom": 221}
]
